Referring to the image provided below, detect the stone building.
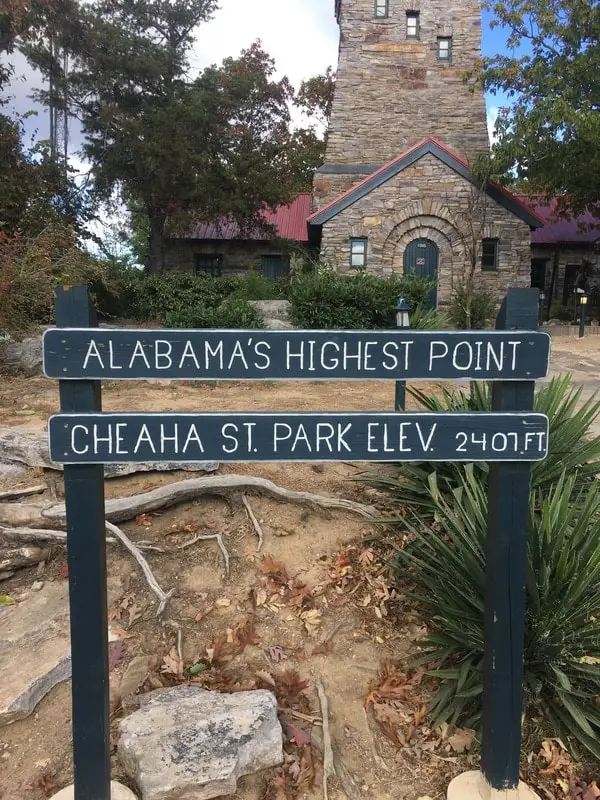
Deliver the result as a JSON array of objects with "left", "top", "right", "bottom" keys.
[{"left": 309, "top": 0, "right": 542, "bottom": 306}]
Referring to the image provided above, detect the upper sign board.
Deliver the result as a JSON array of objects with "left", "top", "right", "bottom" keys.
[{"left": 43, "top": 329, "right": 551, "bottom": 382}]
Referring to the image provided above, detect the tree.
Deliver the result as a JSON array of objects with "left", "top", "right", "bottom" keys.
[
  {"left": 295, "top": 66, "right": 335, "bottom": 131},
  {"left": 26, "top": 0, "right": 320, "bottom": 272},
  {"left": 482, "top": 0, "right": 600, "bottom": 218}
]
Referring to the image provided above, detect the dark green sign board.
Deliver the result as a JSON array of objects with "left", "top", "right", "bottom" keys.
[
  {"left": 49, "top": 411, "right": 549, "bottom": 464},
  {"left": 43, "top": 328, "right": 551, "bottom": 381}
]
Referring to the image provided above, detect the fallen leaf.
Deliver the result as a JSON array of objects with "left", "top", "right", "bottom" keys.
[
  {"left": 160, "top": 646, "right": 183, "bottom": 677},
  {"left": 259, "top": 555, "right": 289, "bottom": 584},
  {"left": 312, "top": 640, "right": 333, "bottom": 656},
  {"left": 538, "top": 739, "right": 571, "bottom": 775},
  {"left": 300, "top": 608, "right": 322, "bottom": 637},
  {"left": 59, "top": 561, "right": 68, "bottom": 578},
  {"left": 127, "top": 603, "right": 143, "bottom": 626},
  {"left": 0, "top": 595, "right": 15, "bottom": 605},
  {"left": 108, "top": 640, "right": 127, "bottom": 671},
  {"left": 267, "top": 645, "right": 287, "bottom": 663},
  {"left": 34, "top": 758, "right": 51, "bottom": 769},
  {"left": 286, "top": 721, "right": 311, "bottom": 747},
  {"left": 447, "top": 728, "right": 476, "bottom": 754},
  {"left": 256, "top": 669, "right": 276, "bottom": 688},
  {"left": 255, "top": 588, "right": 268, "bottom": 606},
  {"left": 216, "top": 597, "right": 231, "bottom": 607},
  {"left": 108, "top": 626, "right": 132, "bottom": 642},
  {"left": 358, "top": 548, "right": 376, "bottom": 567},
  {"left": 13, "top": 409, "right": 35, "bottom": 416},
  {"left": 135, "top": 513, "right": 152, "bottom": 528}
]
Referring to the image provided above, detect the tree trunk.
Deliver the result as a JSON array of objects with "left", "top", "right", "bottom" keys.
[{"left": 146, "top": 212, "right": 167, "bottom": 274}]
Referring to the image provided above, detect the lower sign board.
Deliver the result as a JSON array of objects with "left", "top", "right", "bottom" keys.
[{"left": 49, "top": 412, "right": 549, "bottom": 464}]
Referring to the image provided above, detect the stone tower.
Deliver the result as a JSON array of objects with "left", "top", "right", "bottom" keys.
[{"left": 314, "top": 0, "right": 490, "bottom": 208}]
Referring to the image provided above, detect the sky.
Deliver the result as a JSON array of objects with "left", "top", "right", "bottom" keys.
[{"left": 6, "top": 0, "right": 516, "bottom": 157}]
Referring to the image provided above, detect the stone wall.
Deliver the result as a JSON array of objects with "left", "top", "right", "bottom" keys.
[
  {"left": 320, "top": 153, "right": 531, "bottom": 305},
  {"left": 163, "top": 240, "right": 306, "bottom": 275},
  {"left": 321, "top": 0, "right": 489, "bottom": 181}
]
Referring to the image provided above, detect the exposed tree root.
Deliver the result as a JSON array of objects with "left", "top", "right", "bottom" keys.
[
  {"left": 242, "top": 494, "right": 264, "bottom": 550},
  {"left": 177, "top": 532, "right": 231, "bottom": 576},
  {"left": 0, "top": 474, "right": 377, "bottom": 529}
]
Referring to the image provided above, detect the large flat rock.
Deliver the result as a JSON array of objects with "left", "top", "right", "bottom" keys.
[
  {"left": 0, "top": 581, "right": 71, "bottom": 726},
  {"left": 51, "top": 781, "right": 138, "bottom": 800},
  {"left": 0, "top": 427, "right": 218, "bottom": 478},
  {"left": 118, "top": 686, "right": 283, "bottom": 800}
]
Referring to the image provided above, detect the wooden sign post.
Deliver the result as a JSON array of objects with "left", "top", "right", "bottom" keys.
[{"left": 45, "top": 287, "right": 548, "bottom": 800}]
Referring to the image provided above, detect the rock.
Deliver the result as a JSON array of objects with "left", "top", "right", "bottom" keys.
[
  {"left": 263, "top": 318, "right": 294, "bottom": 330},
  {"left": 1, "top": 333, "right": 44, "bottom": 376},
  {"left": 118, "top": 686, "right": 283, "bottom": 800},
  {"left": 0, "top": 462, "right": 27, "bottom": 479},
  {"left": 119, "top": 656, "right": 151, "bottom": 709},
  {"left": 0, "top": 581, "right": 71, "bottom": 726},
  {"left": 249, "top": 300, "right": 291, "bottom": 322},
  {"left": 0, "top": 426, "right": 218, "bottom": 478},
  {"left": 50, "top": 781, "right": 138, "bottom": 799}
]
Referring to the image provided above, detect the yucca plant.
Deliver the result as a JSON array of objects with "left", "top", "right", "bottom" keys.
[
  {"left": 365, "top": 375, "right": 600, "bottom": 515},
  {"left": 395, "top": 469, "right": 600, "bottom": 758}
]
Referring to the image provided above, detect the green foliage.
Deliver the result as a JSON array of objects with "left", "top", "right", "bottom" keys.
[
  {"left": 448, "top": 284, "right": 496, "bottom": 329},
  {"left": 394, "top": 470, "right": 600, "bottom": 758},
  {"left": 0, "top": 223, "right": 108, "bottom": 333},
  {"left": 366, "top": 375, "right": 600, "bottom": 515},
  {"left": 288, "top": 271, "right": 441, "bottom": 329},
  {"left": 163, "top": 297, "right": 263, "bottom": 329},
  {"left": 481, "top": 0, "right": 600, "bottom": 218},
  {"left": 95, "top": 271, "right": 284, "bottom": 324}
]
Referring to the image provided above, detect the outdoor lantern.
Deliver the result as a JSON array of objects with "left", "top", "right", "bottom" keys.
[
  {"left": 581, "top": 293, "right": 589, "bottom": 305},
  {"left": 395, "top": 296, "right": 411, "bottom": 329},
  {"left": 539, "top": 290, "right": 545, "bottom": 302}
]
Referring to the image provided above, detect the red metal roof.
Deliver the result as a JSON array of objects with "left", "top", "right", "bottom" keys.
[
  {"left": 180, "top": 193, "right": 312, "bottom": 242},
  {"left": 518, "top": 197, "right": 600, "bottom": 245}
]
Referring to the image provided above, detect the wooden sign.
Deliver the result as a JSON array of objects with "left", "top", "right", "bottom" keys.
[
  {"left": 43, "top": 328, "right": 551, "bottom": 381},
  {"left": 49, "top": 412, "right": 549, "bottom": 464}
]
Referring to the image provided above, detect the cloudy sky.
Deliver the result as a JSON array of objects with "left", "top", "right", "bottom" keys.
[{"left": 7, "top": 0, "right": 512, "bottom": 156}]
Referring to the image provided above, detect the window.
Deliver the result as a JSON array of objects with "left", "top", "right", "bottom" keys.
[
  {"left": 437, "top": 36, "right": 452, "bottom": 62},
  {"left": 261, "top": 254, "right": 289, "bottom": 281},
  {"left": 374, "top": 0, "right": 388, "bottom": 18},
  {"left": 194, "top": 253, "right": 222, "bottom": 276},
  {"left": 481, "top": 239, "right": 498, "bottom": 271},
  {"left": 406, "top": 11, "right": 420, "bottom": 38},
  {"left": 350, "top": 238, "right": 367, "bottom": 270}
]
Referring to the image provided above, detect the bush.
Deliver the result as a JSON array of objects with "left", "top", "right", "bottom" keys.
[
  {"left": 365, "top": 375, "right": 600, "bottom": 515},
  {"left": 448, "top": 284, "right": 496, "bottom": 329},
  {"left": 0, "top": 224, "right": 107, "bottom": 334},
  {"left": 96, "top": 270, "right": 286, "bottom": 323},
  {"left": 163, "top": 297, "right": 263, "bottom": 329},
  {"left": 394, "top": 469, "right": 600, "bottom": 758},
  {"left": 288, "top": 271, "right": 438, "bottom": 329}
]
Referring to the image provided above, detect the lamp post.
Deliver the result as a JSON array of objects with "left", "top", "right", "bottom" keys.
[
  {"left": 538, "top": 290, "right": 545, "bottom": 327},
  {"left": 579, "top": 292, "right": 588, "bottom": 338},
  {"left": 395, "top": 295, "right": 411, "bottom": 411}
]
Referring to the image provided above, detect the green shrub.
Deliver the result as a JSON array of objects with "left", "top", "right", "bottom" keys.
[
  {"left": 394, "top": 469, "right": 600, "bottom": 758},
  {"left": 448, "top": 284, "right": 496, "bottom": 329},
  {"left": 365, "top": 375, "right": 600, "bottom": 515},
  {"left": 163, "top": 297, "right": 263, "bottom": 329},
  {"left": 288, "top": 271, "right": 436, "bottom": 329}
]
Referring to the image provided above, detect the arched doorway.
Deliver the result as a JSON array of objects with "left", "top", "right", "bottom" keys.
[{"left": 403, "top": 238, "right": 439, "bottom": 309}]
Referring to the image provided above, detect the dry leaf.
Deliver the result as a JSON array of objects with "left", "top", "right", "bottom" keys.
[
  {"left": 0, "top": 595, "right": 15, "bottom": 605},
  {"left": 358, "top": 548, "right": 376, "bottom": 567},
  {"left": 160, "top": 646, "right": 183, "bottom": 677},
  {"left": 256, "top": 669, "right": 276, "bottom": 688},
  {"left": 127, "top": 603, "right": 143, "bottom": 626},
  {"left": 312, "top": 640, "right": 333, "bottom": 656},
  {"left": 255, "top": 588, "right": 268, "bottom": 606},
  {"left": 538, "top": 739, "right": 571, "bottom": 775},
  {"left": 108, "top": 640, "right": 127, "bottom": 671},
  {"left": 136, "top": 513, "right": 152, "bottom": 528},
  {"left": 108, "top": 626, "right": 132, "bottom": 642},
  {"left": 259, "top": 555, "right": 289, "bottom": 584},
  {"left": 447, "top": 728, "right": 476, "bottom": 754},
  {"left": 267, "top": 645, "right": 287, "bottom": 662},
  {"left": 285, "top": 720, "right": 311, "bottom": 747},
  {"left": 59, "top": 561, "right": 68, "bottom": 578},
  {"left": 216, "top": 597, "right": 231, "bottom": 607},
  {"left": 300, "top": 608, "right": 322, "bottom": 637}
]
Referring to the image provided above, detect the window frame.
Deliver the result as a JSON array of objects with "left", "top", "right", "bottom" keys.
[
  {"left": 349, "top": 238, "right": 368, "bottom": 271},
  {"left": 406, "top": 11, "right": 420, "bottom": 39},
  {"left": 194, "top": 253, "right": 223, "bottom": 277},
  {"left": 374, "top": 0, "right": 388, "bottom": 19},
  {"left": 481, "top": 238, "right": 499, "bottom": 272},
  {"left": 437, "top": 36, "right": 452, "bottom": 63}
]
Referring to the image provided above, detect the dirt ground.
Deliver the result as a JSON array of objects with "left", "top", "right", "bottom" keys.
[{"left": 0, "top": 339, "right": 597, "bottom": 800}]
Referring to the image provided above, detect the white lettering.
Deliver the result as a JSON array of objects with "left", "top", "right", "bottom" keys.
[
  {"left": 221, "top": 423, "right": 239, "bottom": 454},
  {"left": 182, "top": 424, "right": 204, "bottom": 453},
  {"left": 254, "top": 341, "right": 271, "bottom": 370},
  {"left": 315, "top": 423, "right": 335, "bottom": 452},
  {"left": 129, "top": 340, "right": 151, "bottom": 370},
  {"left": 160, "top": 424, "right": 179, "bottom": 454},
  {"left": 342, "top": 341, "right": 362, "bottom": 370},
  {"left": 83, "top": 339, "right": 105, "bottom": 370},
  {"left": 486, "top": 341, "right": 503, "bottom": 372},
  {"left": 155, "top": 340, "right": 173, "bottom": 370},
  {"left": 205, "top": 340, "right": 224, "bottom": 370},
  {"left": 93, "top": 424, "right": 112, "bottom": 455},
  {"left": 367, "top": 423, "right": 379, "bottom": 452},
  {"left": 321, "top": 342, "right": 339, "bottom": 370},
  {"left": 398, "top": 422, "right": 412, "bottom": 452},
  {"left": 308, "top": 341, "right": 316, "bottom": 372},
  {"left": 429, "top": 341, "right": 449, "bottom": 372},
  {"left": 508, "top": 341, "right": 520, "bottom": 371},
  {"left": 108, "top": 341, "right": 122, "bottom": 369},
  {"left": 416, "top": 423, "right": 437, "bottom": 452},
  {"left": 273, "top": 423, "right": 292, "bottom": 452},
  {"left": 71, "top": 425, "right": 89, "bottom": 455},
  {"left": 179, "top": 340, "right": 200, "bottom": 369},
  {"left": 243, "top": 422, "right": 256, "bottom": 452},
  {"left": 228, "top": 340, "right": 249, "bottom": 371},
  {"left": 452, "top": 342, "right": 474, "bottom": 372},
  {"left": 382, "top": 342, "right": 399, "bottom": 371},
  {"left": 364, "top": 341, "right": 377, "bottom": 371},
  {"left": 116, "top": 423, "right": 127, "bottom": 454},
  {"left": 292, "top": 424, "right": 312, "bottom": 453},
  {"left": 134, "top": 424, "right": 156, "bottom": 454},
  {"left": 337, "top": 423, "right": 352, "bottom": 452},
  {"left": 286, "top": 341, "right": 304, "bottom": 371}
]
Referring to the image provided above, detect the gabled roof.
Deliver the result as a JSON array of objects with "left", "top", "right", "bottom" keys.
[
  {"left": 178, "top": 193, "right": 312, "bottom": 243},
  {"left": 308, "top": 137, "right": 544, "bottom": 229}
]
